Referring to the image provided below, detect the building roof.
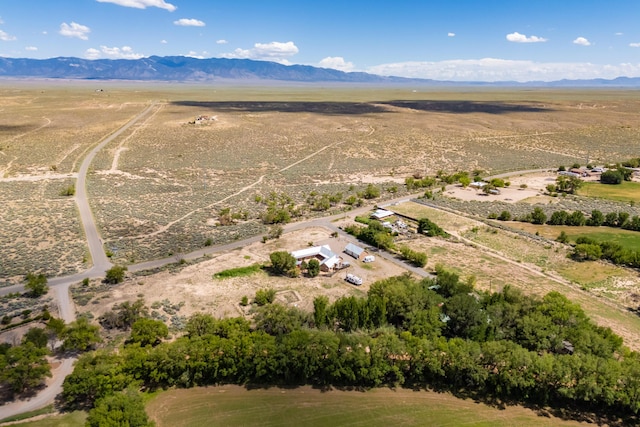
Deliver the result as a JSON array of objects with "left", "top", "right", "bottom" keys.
[
  {"left": 371, "top": 209, "right": 394, "bottom": 219},
  {"left": 344, "top": 242, "right": 365, "bottom": 257},
  {"left": 291, "top": 245, "right": 341, "bottom": 268}
]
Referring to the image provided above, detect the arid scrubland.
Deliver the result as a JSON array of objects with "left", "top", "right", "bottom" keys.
[{"left": 2, "top": 83, "right": 640, "bottom": 278}]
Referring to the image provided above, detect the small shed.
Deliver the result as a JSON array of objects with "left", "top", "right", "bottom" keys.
[{"left": 344, "top": 243, "right": 365, "bottom": 260}]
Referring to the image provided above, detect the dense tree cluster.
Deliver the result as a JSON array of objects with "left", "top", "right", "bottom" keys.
[
  {"left": 0, "top": 341, "right": 51, "bottom": 396},
  {"left": 572, "top": 237, "right": 640, "bottom": 268},
  {"left": 61, "top": 273, "right": 640, "bottom": 422},
  {"left": 398, "top": 245, "right": 428, "bottom": 267},
  {"left": 494, "top": 208, "right": 640, "bottom": 231},
  {"left": 344, "top": 220, "right": 395, "bottom": 251},
  {"left": 417, "top": 217, "right": 449, "bottom": 238}
]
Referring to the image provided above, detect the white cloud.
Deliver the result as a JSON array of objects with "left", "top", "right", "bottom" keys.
[
  {"left": 367, "top": 58, "right": 640, "bottom": 82},
  {"left": 221, "top": 41, "right": 299, "bottom": 63},
  {"left": 506, "top": 32, "right": 547, "bottom": 43},
  {"left": 616, "top": 32, "right": 624, "bottom": 36},
  {"left": 0, "top": 30, "right": 16, "bottom": 41},
  {"left": 448, "top": 32, "right": 455, "bottom": 37},
  {"left": 185, "top": 51, "right": 205, "bottom": 59},
  {"left": 173, "top": 18, "right": 205, "bottom": 27},
  {"left": 216, "top": 39, "right": 228, "bottom": 44},
  {"left": 160, "top": 39, "right": 167, "bottom": 44},
  {"left": 96, "top": 0, "right": 176, "bottom": 12},
  {"left": 318, "top": 56, "right": 354, "bottom": 72},
  {"left": 59, "top": 22, "right": 91, "bottom": 40},
  {"left": 630, "top": 43, "right": 640, "bottom": 48},
  {"left": 25, "top": 46, "right": 38, "bottom": 51},
  {"left": 573, "top": 36, "right": 591, "bottom": 46},
  {"left": 85, "top": 45, "right": 144, "bottom": 59}
]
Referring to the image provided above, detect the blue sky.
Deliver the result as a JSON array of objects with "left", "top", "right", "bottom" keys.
[{"left": 1, "top": 0, "right": 640, "bottom": 81}]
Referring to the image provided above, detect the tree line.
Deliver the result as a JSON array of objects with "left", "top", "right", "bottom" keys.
[{"left": 60, "top": 272, "right": 640, "bottom": 423}]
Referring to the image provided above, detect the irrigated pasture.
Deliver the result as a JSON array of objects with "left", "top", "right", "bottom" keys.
[
  {"left": 146, "top": 385, "right": 588, "bottom": 427},
  {"left": 2, "top": 82, "right": 640, "bottom": 277}
]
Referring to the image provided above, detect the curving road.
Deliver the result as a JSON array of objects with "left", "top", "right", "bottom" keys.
[{"left": 0, "top": 103, "right": 158, "bottom": 420}]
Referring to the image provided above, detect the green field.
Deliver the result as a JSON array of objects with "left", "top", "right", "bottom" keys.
[
  {"left": 508, "top": 222, "right": 640, "bottom": 250},
  {"left": 145, "top": 386, "right": 586, "bottom": 427},
  {"left": 579, "top": 180, "right": 640, "bottom": 203},
  {"left": 2, "top": 411, "right": 86, "bottom": 427}
]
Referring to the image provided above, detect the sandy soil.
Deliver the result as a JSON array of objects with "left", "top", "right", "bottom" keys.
[
  {"left": 445, "top": 172, "right": 558, "bottom": 203},
  {"left": 80, "top": 226, "right": 407, "bottom": 321}
]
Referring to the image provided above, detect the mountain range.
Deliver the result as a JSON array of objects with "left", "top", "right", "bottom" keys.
[{"left": 1, "top": 55, "right": 640, "bottom": 87}]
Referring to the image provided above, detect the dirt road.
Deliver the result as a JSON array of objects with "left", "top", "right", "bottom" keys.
[{"left": 0, "top": 103, "right": 158, "bottom": 421}]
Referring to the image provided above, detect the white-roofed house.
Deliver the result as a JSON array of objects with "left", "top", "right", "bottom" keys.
[{"left": 290, "top": 244, "right": 343, "bottom": 272}]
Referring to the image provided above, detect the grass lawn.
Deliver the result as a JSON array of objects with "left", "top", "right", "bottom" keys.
[
  {"left": 1, "top": 411, "right": 86, "bottom": 427},
  {"left": 213, "top": 263, "right": 264, "bottom": 279},
  {"left": 506, "top": 222, "right": 640, "bottom": 251},
  {"left": 146, "top": 386, "right": 587, "bottom": 427},
  {"left": 579, "top": 180, "right": 640, "bottom": 203}
]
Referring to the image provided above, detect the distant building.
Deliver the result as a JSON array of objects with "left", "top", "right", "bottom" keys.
[
  {"left": 291, "top": 245, "right": 343, "bottom": 272},
  {"left": 344, "top": 243, "right": 366, "bottom": 260}
]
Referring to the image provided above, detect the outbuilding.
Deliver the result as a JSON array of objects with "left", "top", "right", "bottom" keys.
[{"left": 344, "top": 243, "right": 366, "bottom": 260}]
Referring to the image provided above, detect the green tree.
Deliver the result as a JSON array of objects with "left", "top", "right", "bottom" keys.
[
  {"left": 307, "top": 258, "right": 320, "bottom": 277},
  {"left": 254, "top": 304, "right": 309, "bottom": 336},
  {"left": 45, "top": 317, "right": 66, "bottom": 351},
  {"left": 105, "top": 265, "right": 127, "bottom": 284},
  {"left": 363, "top": 183, "right": 380, "bottom": 199},
  {"left": 444, "top": 294, "right": 487, "bottom": 340},
  {"left": 269, "top": 251, "right": 297, "bottom": 277},
  {"left": 22, "top": 327, "right": 48, "bottom": 349},
  {"left": 0, "top": 343, "right": 51, "bottom": 395},
  {"left": 587, "top": 210, "right": 605, "bottom": 226},
  {"left": 573, "top": 243, "right": 603, "bottom": 261},
  {"left": 62, "top": 317, "right": 101, "bottom": 352},
  {"left": 566, "top": 211, "right": 586, "bottom": 226},
  {"left": 255, "top": 288, "right": 277, "bottom": 306},
  {"left": 601, "top": 170, "right": 623, "bottom": 184},
  {"left": 556, "top": 231, "right": 569, "bottom": 244},
  {"left": 313, "top": 296, "right": 329, "bottom": 327},
  {"left": 497, "top": 210, "right": 512, "bottom": 221},
  {"left": 417, "top": 217, "right": 448, "bottom": 237},
  {"left": 530, "top": 207, "right": 547, "bottom": 225},
  {"left": 86, "top": 389, "right": 153, "bottom": 427},
  {"left": 62, "top": 350, "right": 133, "bottom": 408},
  {"left": 604, "top": 211, "right": 619, "bottom": 227},
  {"left": 24, "top": 272, "right": 48, "bottom": 297},
  {"left": 459, "top": 175, "right": 471, "bottom": 188},
  {"left": 101, "top": 299, "right": 148, "bottom": 330},
  {"left": 186, "top": 313, "right": 216, "bottom": 337},
  {"left": 556, "top": 175, "right": 583, "bottom": 194},
  {"left": 547, "top": 210, "right": 569, "bottom": 225},
  {"left": 129, "top": 318, "right": 168, "bottom": 347}
]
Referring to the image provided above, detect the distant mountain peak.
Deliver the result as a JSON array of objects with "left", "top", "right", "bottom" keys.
[{"left": 0, "top": 56, "right": 639, "bottom": 86}]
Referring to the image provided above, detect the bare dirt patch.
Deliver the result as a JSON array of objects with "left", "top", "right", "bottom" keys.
[{"left": 77, "top": 227, "right": 406, "bottom": 323}]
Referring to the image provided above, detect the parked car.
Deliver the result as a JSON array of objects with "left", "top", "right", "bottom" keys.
[{"left": 363, "top": 255, "right": 375, "bottom": 263}]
